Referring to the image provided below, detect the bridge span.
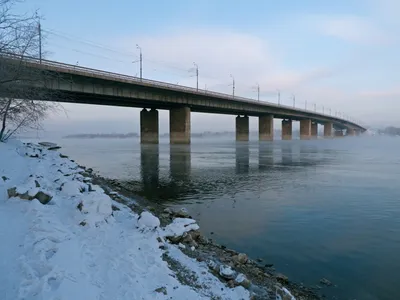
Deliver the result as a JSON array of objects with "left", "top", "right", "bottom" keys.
[{"left": 1, "top": 54, "right": 366, "bottom": 144}]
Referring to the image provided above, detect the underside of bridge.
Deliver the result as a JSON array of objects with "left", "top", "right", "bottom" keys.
[{"left": 138, "top": 106, "right": 361, "bottom": 144}]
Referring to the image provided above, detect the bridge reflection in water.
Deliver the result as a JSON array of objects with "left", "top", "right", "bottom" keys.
[{"left": 128, "top": 142, "right": 333, "bottom": 204}]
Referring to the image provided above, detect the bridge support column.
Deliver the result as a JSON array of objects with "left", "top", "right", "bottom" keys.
[
  {"left": 259, "top": 115, "right": 273, "bottom": 141},
  {"left": 300, "top": 119, "right": 311, "bottom": 140},
  {"left": 324, "top": 122, "right": 333, "bottom": 138},
  {"left": 236, "top": 115, "right": 249, "bottom": 141},
  {"left": 311, "top": 122, "right": 318, "bottom": 138},
  {"left": 140, "top": 108, "right": 159, "bottom": 144},
  {"left": 281, "top": 119, "right": 292, "bottom": 140},
  {"left": 346, "top": 128, "right": 355, "bottom": 136},
  {"left": 170, "top": 107, "right": 191, "bottom": 144},
  {"left": 335, "top": 129, "right": 344, "bottom": 137}
]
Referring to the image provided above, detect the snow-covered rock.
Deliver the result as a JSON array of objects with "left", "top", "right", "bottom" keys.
[
  {"left": 219, "top": 265, "right": 236, "bottom": 280},
  {"left": 138, "top": 211, "right": 160, "bottom": 229},
  {"left": 163, "top": 217, "right": 200, "bottom": 239}
]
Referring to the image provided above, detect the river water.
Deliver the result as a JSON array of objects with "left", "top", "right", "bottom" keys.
[{"left": 49, "top": 135, "right": 400, "bottom": 300}]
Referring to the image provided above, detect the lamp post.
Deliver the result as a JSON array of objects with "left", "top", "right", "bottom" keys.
[{"left": 136, "top": 44, "right": 142, "bottom": 81}]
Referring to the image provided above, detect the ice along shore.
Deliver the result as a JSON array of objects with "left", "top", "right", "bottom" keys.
[{"left": 0, "top": 140, "right": 320, "bottom": 300}]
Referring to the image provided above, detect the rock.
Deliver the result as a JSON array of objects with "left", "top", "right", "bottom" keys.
[
  {"left": 111, "top": 205, "right": 120, "bottom": 211},
  {"left": 2, "top": 176, "right": 9, "bottom": 182},
  {"left": 256, "top": 258, "right": 263, "bottom": 262},
  {"left": 86, "top": 168, "right": 93, "bottom": 173},
  {"left": 234, "top": 273, "right": 251, "bottom": 289},
  {"left": 219, "top": 265, "right": 236, "bottom": 280},
  {"left": 137, "top": 211, "right": 160, "bottom": 228},
  {"left": 174, "top": 208, "right": 190, "bottom": 218},
  {"left": 276, "top": 273, "right": 289, "bottom": 283},
  {"left": 79, "top": 221, "right": 87, "bottom": 226},
  {"left": 207, "top": 260, "right": 219, "bottom": 273},
  {"left": 59, "top": 154, "right": 69, "bottom": 158},
  {"left": 163, "top": 207, "right": 173, "bottom": 215},
  {"left": 197, "top": 235, "right": 209, "bottom": 245},
  {"left": 154, "top": 287, "right": 167, "bottom": 295},
  {"left": 227, "top": 280, "right": 235, "bottom": 288},
  {"left": 7, "top": 187, "right": 17, "bottom": 198},
  {"left": 178, "top": 243, "right": 186, "bottom": 249},
  {"left": 77, "top": 202, "right": 83, "bottom": 211},
  {"left": 276, "top": 287, "right": 296, "bottom": 300},
  {"left": 19, "top": 192, "right": 33, "bottom": 200},
  {"left": 320, "top": 278, "right": 332, "bottom": 286},
  {"left": 35, "top": 191, "right": 53, "bottom": 204},
  {"left": 38, "top": 142, "right": 58, "bottom": 148},
  {"left": 233, "top": 253, "right": 248, "bottom": 265},
  {"left": 189, "top": 230, "right": 201, "bottom": 241},
  {"left": 48, "top": 146, "right": 61, "bottom": 151},
  {"left": 237, "top": 253, "right": 248, "bottom": 264},
  {"left": 34, "top": 180, "right": 41, "bottom": 188},
  {"left": 167, "top": 235, "right": 182, "bottom": 244}
]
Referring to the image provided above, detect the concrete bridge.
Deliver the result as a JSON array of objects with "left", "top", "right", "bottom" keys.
[{"left": 1, "top": 54, "right": 366, "bottom": 144}]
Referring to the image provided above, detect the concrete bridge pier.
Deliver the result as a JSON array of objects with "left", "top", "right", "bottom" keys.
[
  {"left": 311, "top": 122, "right": 318, "bottom": 138},
  {"left": 140, "top": 108, "right": 159, "bottom": 144},
  {"left": 170, "top": 107, "right": 191, "bottom": 144},
  {"left": 324, "top": 122, "right": 333, "bottom": 138},
  {"left": 300, "top": 119, "right": 311, "bottom": 140},
  {"left": 282, "top": 119, "right": 292, "bottom": 140},
  {"left": 236, "top": 115, "right": 249, "bottom": 141},
  {"left": 347, "top": 128, "right": 355, "bottom": 136},
  {"left": 335, "top": 129, "right": 344, "bottom": 137},
  {"left": 259, "top": 115, "right": 274, "bottom": 141}
]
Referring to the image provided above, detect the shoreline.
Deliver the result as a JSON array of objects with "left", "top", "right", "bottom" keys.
[
  {"left": 2, "top": 139, "right": 322, "bottom": 299},
  {"left": 87, "top": 160, "right": 322, "bottom": 299}
]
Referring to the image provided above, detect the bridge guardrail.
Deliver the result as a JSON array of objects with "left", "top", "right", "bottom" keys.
[{"left": 0, "top": 52, "right": 362, "bottom": 128}]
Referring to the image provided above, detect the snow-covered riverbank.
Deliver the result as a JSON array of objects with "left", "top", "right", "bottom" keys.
[{"left": 0, "top": 140, "right": 299, "bottom": 300}]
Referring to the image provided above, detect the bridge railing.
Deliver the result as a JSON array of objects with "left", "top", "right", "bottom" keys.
[{"left": 0, "top": 52, "right": 362, "bottom": 128}]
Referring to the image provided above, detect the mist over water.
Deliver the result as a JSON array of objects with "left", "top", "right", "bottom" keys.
[{"left": 45, "top": 135, "right": 400, "bottom": 300}]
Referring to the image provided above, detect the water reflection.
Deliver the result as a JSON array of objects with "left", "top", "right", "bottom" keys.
[
  {"left": 258, "top": 143, "right": 274, "bottom": 170},
  {"left": 140, "top": 144, "right": 159, "bottom": 190},
  {"left": 170, "top": 144, "right": 191, "bottom": 181},
  {"left": 235, "top": 143, "right": 249, "bottom": 174},
  {"left": 281, "top": 144, "right": 293, "bottom": 165}
]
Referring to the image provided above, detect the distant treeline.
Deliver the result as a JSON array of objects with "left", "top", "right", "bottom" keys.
[
  {"left": 379, "top": 127, "right": 400, "bottom": 136},
  {"left": 63, "top": 133, "right": 139, "bottom": 139}
]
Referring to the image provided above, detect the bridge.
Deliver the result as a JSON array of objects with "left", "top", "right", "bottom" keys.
[{"left": 1, "top": 54, "right": 366, "bottom": 144}]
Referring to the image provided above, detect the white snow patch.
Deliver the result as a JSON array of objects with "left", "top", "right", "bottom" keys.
[
  {"left": 0, "top": 141, "right": 252, "bottom": 300},
  {"left": 138, "top": 211, "right": 160, "bottom": 228},
  {"left": 163, "top": 217, "right": 200, "bottom": 238}
]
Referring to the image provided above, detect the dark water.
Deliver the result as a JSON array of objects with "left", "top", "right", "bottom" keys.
[{"left": 52, "top": 136, "right": 400, "bottom": 300}]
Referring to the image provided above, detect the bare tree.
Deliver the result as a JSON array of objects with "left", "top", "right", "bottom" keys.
[{"left": 0, "top": 0, "right": 64, "bottom": 142}]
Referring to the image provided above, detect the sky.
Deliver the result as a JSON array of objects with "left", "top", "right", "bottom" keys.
[{"left": 16, "top": 0, "right": 400, "bottom": 134}]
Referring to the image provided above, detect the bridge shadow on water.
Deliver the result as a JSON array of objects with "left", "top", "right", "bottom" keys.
[{"left": 123, "top": 141, "right": 336, "bottom": 204}]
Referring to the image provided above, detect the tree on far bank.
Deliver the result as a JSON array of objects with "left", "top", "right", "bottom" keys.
[{"left": 0, "top": 0, "right": 64, "bottom": 142}]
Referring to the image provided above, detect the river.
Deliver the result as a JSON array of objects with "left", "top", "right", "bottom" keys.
[{"left": 45, "top": 135, "right": 400, "bottom": 300}]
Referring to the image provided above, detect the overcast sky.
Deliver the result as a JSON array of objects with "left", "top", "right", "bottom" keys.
[{"left": 18, "top": 0, "right": 400, "bottom": 135}]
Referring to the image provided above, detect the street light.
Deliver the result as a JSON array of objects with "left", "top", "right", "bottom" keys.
[
  {"left": 230, "top": 74, "right": 235, "bottom": 98},
  {"left": 276, "top": 89, "right": 281, "bottom": 105},
  {"left": 254, "top": 83, "right": 260, "bottom": 101},
  {"left": 193, "top": 62, "right": 199, "bottom": 91},
  {"left": 136, "top": 44, "right": 143, "bottom": 81},
  {"left": 292, "top": 94, "right": 295, "bottom": 108}
]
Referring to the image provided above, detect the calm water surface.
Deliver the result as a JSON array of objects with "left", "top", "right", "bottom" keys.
[{"left": 52, "top": 136, "right": 400, "bottom": 300}]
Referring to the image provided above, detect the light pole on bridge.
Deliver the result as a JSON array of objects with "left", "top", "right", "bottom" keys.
[
  {"left": 253, "top": 83, "right": 260, "bottom": 101},
  {"left": 276, "top": 89, "right": 281, "bottom": 105},
  {"left": 136, "top": 44, "right": 143, "bottom": 81},
  {"left": 193, "top": 62, "right": 199, "bottom": 91},
  {"left": 292, "top": 94, "right": 295, "bottom": 108},
  {"left": 230, "top": 74, "right": 235, "bottom": 98}
]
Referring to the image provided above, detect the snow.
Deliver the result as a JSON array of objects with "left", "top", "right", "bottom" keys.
[
  {"left": 163, "top": 217, "right": 200, "bottom": 238},
  {"left": 138, "top": 211, "right": 161, "bottom": 229},
  {"left": 0, "top": 140, "right": 252, "bottom": 300}
]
